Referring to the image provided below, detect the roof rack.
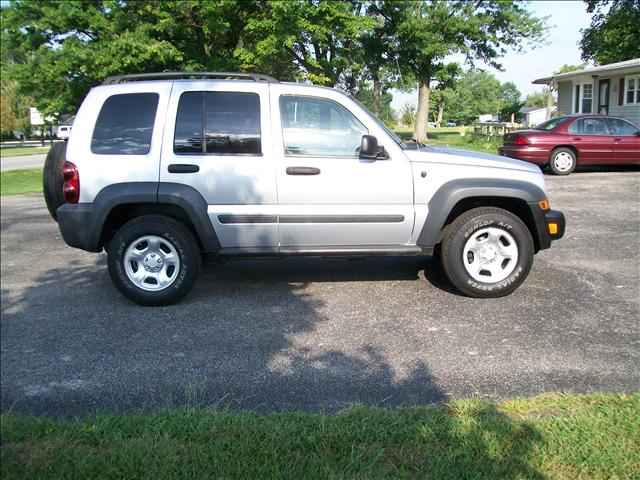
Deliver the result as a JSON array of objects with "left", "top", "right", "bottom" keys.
[{"left": 102, "top": 71, "right": 280, "bottom": 85}]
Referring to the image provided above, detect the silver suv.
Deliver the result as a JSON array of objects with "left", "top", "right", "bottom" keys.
[{"left": 45, "top": 72, "right": 565, "bottom": 306}]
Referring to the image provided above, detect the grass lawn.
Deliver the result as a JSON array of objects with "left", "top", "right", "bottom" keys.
[
  {"left": 394, "top": 127, "right": 502, "bottom": 155},
  {"left": 0, "top": 146, "right": 50, "bottom": 158},
  {"left": 0, "top": 168, "right": 43, "bottom": 196},
  {"left": 2, "top": 393, "right": 638, "bottom": 479}
]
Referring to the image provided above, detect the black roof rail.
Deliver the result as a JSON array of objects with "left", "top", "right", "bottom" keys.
[{"left": 102, "top": 71, "right": 280, "bottom": 85}]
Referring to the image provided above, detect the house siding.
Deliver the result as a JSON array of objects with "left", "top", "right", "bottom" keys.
[
  {"left": 557, "top": 81, "right": 573, "bottom": 116},
  {"left": 556, "top": 74, "right": 640, "bottom": 125},
  {"left": 607, "top": 75, "right": 640, "bottom": 125}
]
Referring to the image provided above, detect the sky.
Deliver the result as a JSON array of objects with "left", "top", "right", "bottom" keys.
[{"left": 390, "top": 0, "right": 595, "bottom": 111}]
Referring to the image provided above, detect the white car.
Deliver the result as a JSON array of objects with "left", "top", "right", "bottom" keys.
[
  {"left": 43, "top": 71, "right": 565, "bottom": 306},
  {"left": 56, "top": 125, "right": 72, "bottom": 139}
]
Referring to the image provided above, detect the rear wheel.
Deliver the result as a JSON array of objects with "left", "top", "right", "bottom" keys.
[
  {"left": 42, "top": 142, "right": 67, "bottom": 221},
  {"left": 108, "top": 215, "right": 201, "bottom": 306},
  {"left": 549, "top": 147, "right": 576, "bottom": 175},
  {"left": 441, "top": 207, "right": 534, "bottom": 298}
]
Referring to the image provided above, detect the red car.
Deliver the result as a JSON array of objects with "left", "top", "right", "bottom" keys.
[{"left": 499, "top": 115, "right": 640, "bottom": 175}]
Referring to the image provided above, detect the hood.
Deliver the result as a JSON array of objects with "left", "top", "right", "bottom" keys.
[{"left": 404, "top": 144, "right": 541, "bottom": 173}]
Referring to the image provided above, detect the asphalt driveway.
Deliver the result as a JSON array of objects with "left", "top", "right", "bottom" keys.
[{"left": 1, "top": 171, "right": 639, "bottom": 417}]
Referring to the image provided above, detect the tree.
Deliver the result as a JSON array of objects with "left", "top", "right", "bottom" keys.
[
  {"left": 580, "top": 0, "right": 640, "bottom": 65},
  {"left": 525, "top": 89, "right": 554, "bottom": 108},
  {"left": 238, "top": 1, "right": 374, "bottom": 86},
  {"left": 499, "top": 82, "right": 524, "bottom": 122},
  {"left": 399, "top": 103, "right": 416, "bottom": 128},
  {"left": 2, "top": 1, "right": 264, "bottom": 116},
  {"left": 0, "top": 95, "right": 16, "bottom": 136},
  {"left": 354, "top": 86, "right": 397, "bottom": 126},
  {"left": 554, "top": 63, "right": 587, "bottom": 74},
  {"left": 381, "top": 1, "right": 546, "bottom": 142}
]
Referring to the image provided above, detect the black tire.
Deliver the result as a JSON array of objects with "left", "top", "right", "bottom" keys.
[
  {"left": 107, "top": 215, "right": 201, "bottom": 306},
  {"left": 440, "top": 207, "right": 534, "bottom": 298},
  {"left": 43, "top": 142, "right": 68, "bottom": 221},
  {"left": 548, "top": 147, "right": 577, "bottom": 175}
]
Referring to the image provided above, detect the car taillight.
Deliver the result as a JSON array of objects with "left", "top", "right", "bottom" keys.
[
  {"left": 62, "top": 161, "right": 80, "bottom": 204},
  {"left": 514, "top": 135, "right": 530, "bottom": 145}
]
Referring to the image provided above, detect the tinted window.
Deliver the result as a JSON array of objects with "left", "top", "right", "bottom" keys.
[
  {"left": 608, "top": 118, "right": 639, "bottom": 135},
  {"left": 174, "top": 92, "right": 204, "bottom": 153},
  {"left": 280, "top": 96, "right": 367, "bottom": 157},
  {"left": 533, "top": 117, "right": 568, "bottom": 131},
  {"left": 568, "top": 118, "right": 610, "bottom": 135},
  {"left": 91, "top": 93, "right": 159, "bottom": 155},
  {"left": 174, "top": 91, "right": 261, "bottom": 155}
]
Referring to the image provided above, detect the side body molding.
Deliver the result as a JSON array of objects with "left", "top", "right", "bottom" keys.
[{"left": 416, "top": 178, "right": 547, "bottom": 249}]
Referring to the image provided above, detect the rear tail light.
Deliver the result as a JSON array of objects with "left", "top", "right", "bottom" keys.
[
  {"left": 62, "top": 161, "right": 80, "bottom": 204},
  {"left": 514, "top": 135, "right": 530, "bottom": 145}
]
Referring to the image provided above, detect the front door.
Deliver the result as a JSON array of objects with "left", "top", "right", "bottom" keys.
[
  {"left": 598, "top": 79, "right": 610, "bottom": 115},
  {"left": 269, "top": 86, "right": 414, "bottom": 248},
  {"left": 567, "top": 117, "right": 615, "bottom": 164}
]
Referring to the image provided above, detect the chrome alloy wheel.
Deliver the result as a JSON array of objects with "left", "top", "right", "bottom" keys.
[
  {"left": 553, "top": 151, "right": 574, "bottom": 173},
  {"left": 462, "top": 227, "right": 519, "bottom": 283},
  {"left": 123, "top": 235, "right": 180, "bottom": 291}
]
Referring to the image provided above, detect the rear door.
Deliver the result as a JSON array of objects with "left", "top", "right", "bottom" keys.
[
  {"left": 566, "top": 117, "right": 614, "bottom": 164},
  {"left": 269, "top": 84, "right": 414, "bottom": 248},
  {"left": 160, "top": 81, "right": 278, "bottom": 249}
]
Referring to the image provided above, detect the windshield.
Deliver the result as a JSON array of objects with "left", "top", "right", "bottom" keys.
[
  {"left": 350, "top": 96, "right": 406, "bottom": 149},
  {"left": 532, "top": 116, "right": 568, "bottom": 131}
]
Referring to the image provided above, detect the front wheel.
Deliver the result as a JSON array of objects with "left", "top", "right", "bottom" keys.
[
  {"left": 440, "top": 207, "right": 534, "bottom": 298},
  {"left": 108, "top": 216, "right": 201, "bottom": 306}
]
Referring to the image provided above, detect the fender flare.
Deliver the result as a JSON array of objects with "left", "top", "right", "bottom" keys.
[
  {"left": 57, "top": 182, "right": 221, "bottom": 252},
  {"left": 416, "top": 178, "right": 547, "bottom": 249}
]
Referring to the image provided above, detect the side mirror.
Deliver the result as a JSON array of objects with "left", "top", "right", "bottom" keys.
[{"left": 360, "top": 135, "right": 389, "bottom": 160}]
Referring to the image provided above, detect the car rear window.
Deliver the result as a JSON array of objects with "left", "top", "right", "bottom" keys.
[
  {"left": 91, "top": 93, "right": 159, "bottom": 155},
  {"left": 174, "top": 91, "right": 261, "bottom": 155},
  {"left": 532, "top": 117, "right": 568, "bottom": 131}
]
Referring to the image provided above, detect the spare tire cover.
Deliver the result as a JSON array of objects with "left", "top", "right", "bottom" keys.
[{"left": 42, "top": 141, "right": 68, "bottom": 221}]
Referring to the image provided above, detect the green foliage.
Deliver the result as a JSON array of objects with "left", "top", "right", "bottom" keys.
[
  {"left": 580, "top": 0, "right": 640, "bottom": 65},
  {"left": 238, "top": 1, "right": 374, "bottom": 86},
  {"left": 554, "top": 63, "right": 587, "bottom": 74},
  {"left": 499, "top": 81, "right": 524, "bottom": 120},
  {"left": 353, "top": 87, "right": 397, "bottom": 125},
  {"left": 399, "top": 103, "right": 416, "bottom": 127},
  {"left": 381, "top": 1, "right": 547, "bottom": 141},
  {"left": 525, "top": 88, "right": 556, "bottom": 109}
]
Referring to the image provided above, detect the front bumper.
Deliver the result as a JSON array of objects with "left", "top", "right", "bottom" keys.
[{"left": 545, "top": 209, "right": 565, "bottom": 241}]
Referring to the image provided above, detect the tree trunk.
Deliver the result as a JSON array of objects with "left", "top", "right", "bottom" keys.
[
  {"left": 373, "top": 77, "right": 381, "bottom": 118},
  {"left": 415, "top": 73, "right": 430, "bottom": 143},
  {"left": 436, "top": 100, "right": 444, "bottom": 127}
]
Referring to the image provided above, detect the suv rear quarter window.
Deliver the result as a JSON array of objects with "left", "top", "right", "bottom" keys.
[{"left": 91, "top": 93, "right": 159, "bottom": 155}]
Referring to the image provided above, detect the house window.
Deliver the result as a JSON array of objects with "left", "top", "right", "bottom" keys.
[
  {"left": 572, "top": 82, "right": 593, "bottom": 114},
  {"left": 625, "top": 76, "right": 640, "bottom": 105}
]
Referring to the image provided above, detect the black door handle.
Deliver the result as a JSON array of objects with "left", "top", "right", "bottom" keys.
[
  {"left": 168, "top": 164, "right": 199, "bottom": 173},
  {"left": 286, "top": 166, "right": 321, "bottom": 175}
]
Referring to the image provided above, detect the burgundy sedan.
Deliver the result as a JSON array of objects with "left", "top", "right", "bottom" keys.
[{"left": 499, "top": 115, "right": 640, "bottom": 175}]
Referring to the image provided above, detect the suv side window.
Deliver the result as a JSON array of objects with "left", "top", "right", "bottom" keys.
[
  {"left": 280, "top": 95, "right": 367, "bottom": 157},
  {"left": 174, "top": 91, "right": 261, "bottom": 155},
  {"left": 568, "top": 118, "right": 610, "bottom": 135},
  {"left": 91, "top": 93, "right": 159, "bottom": 155},
  {"left": 607, "top": 118, "right": 639, "bottom": 135}
]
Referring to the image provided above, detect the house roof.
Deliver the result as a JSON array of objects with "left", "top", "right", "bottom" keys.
[
  {"left": 519, "top": 106, "right": 546, "bottom": 113},
  {"left": 533, "top": 58, "right": 640, "bottom": 85}
]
